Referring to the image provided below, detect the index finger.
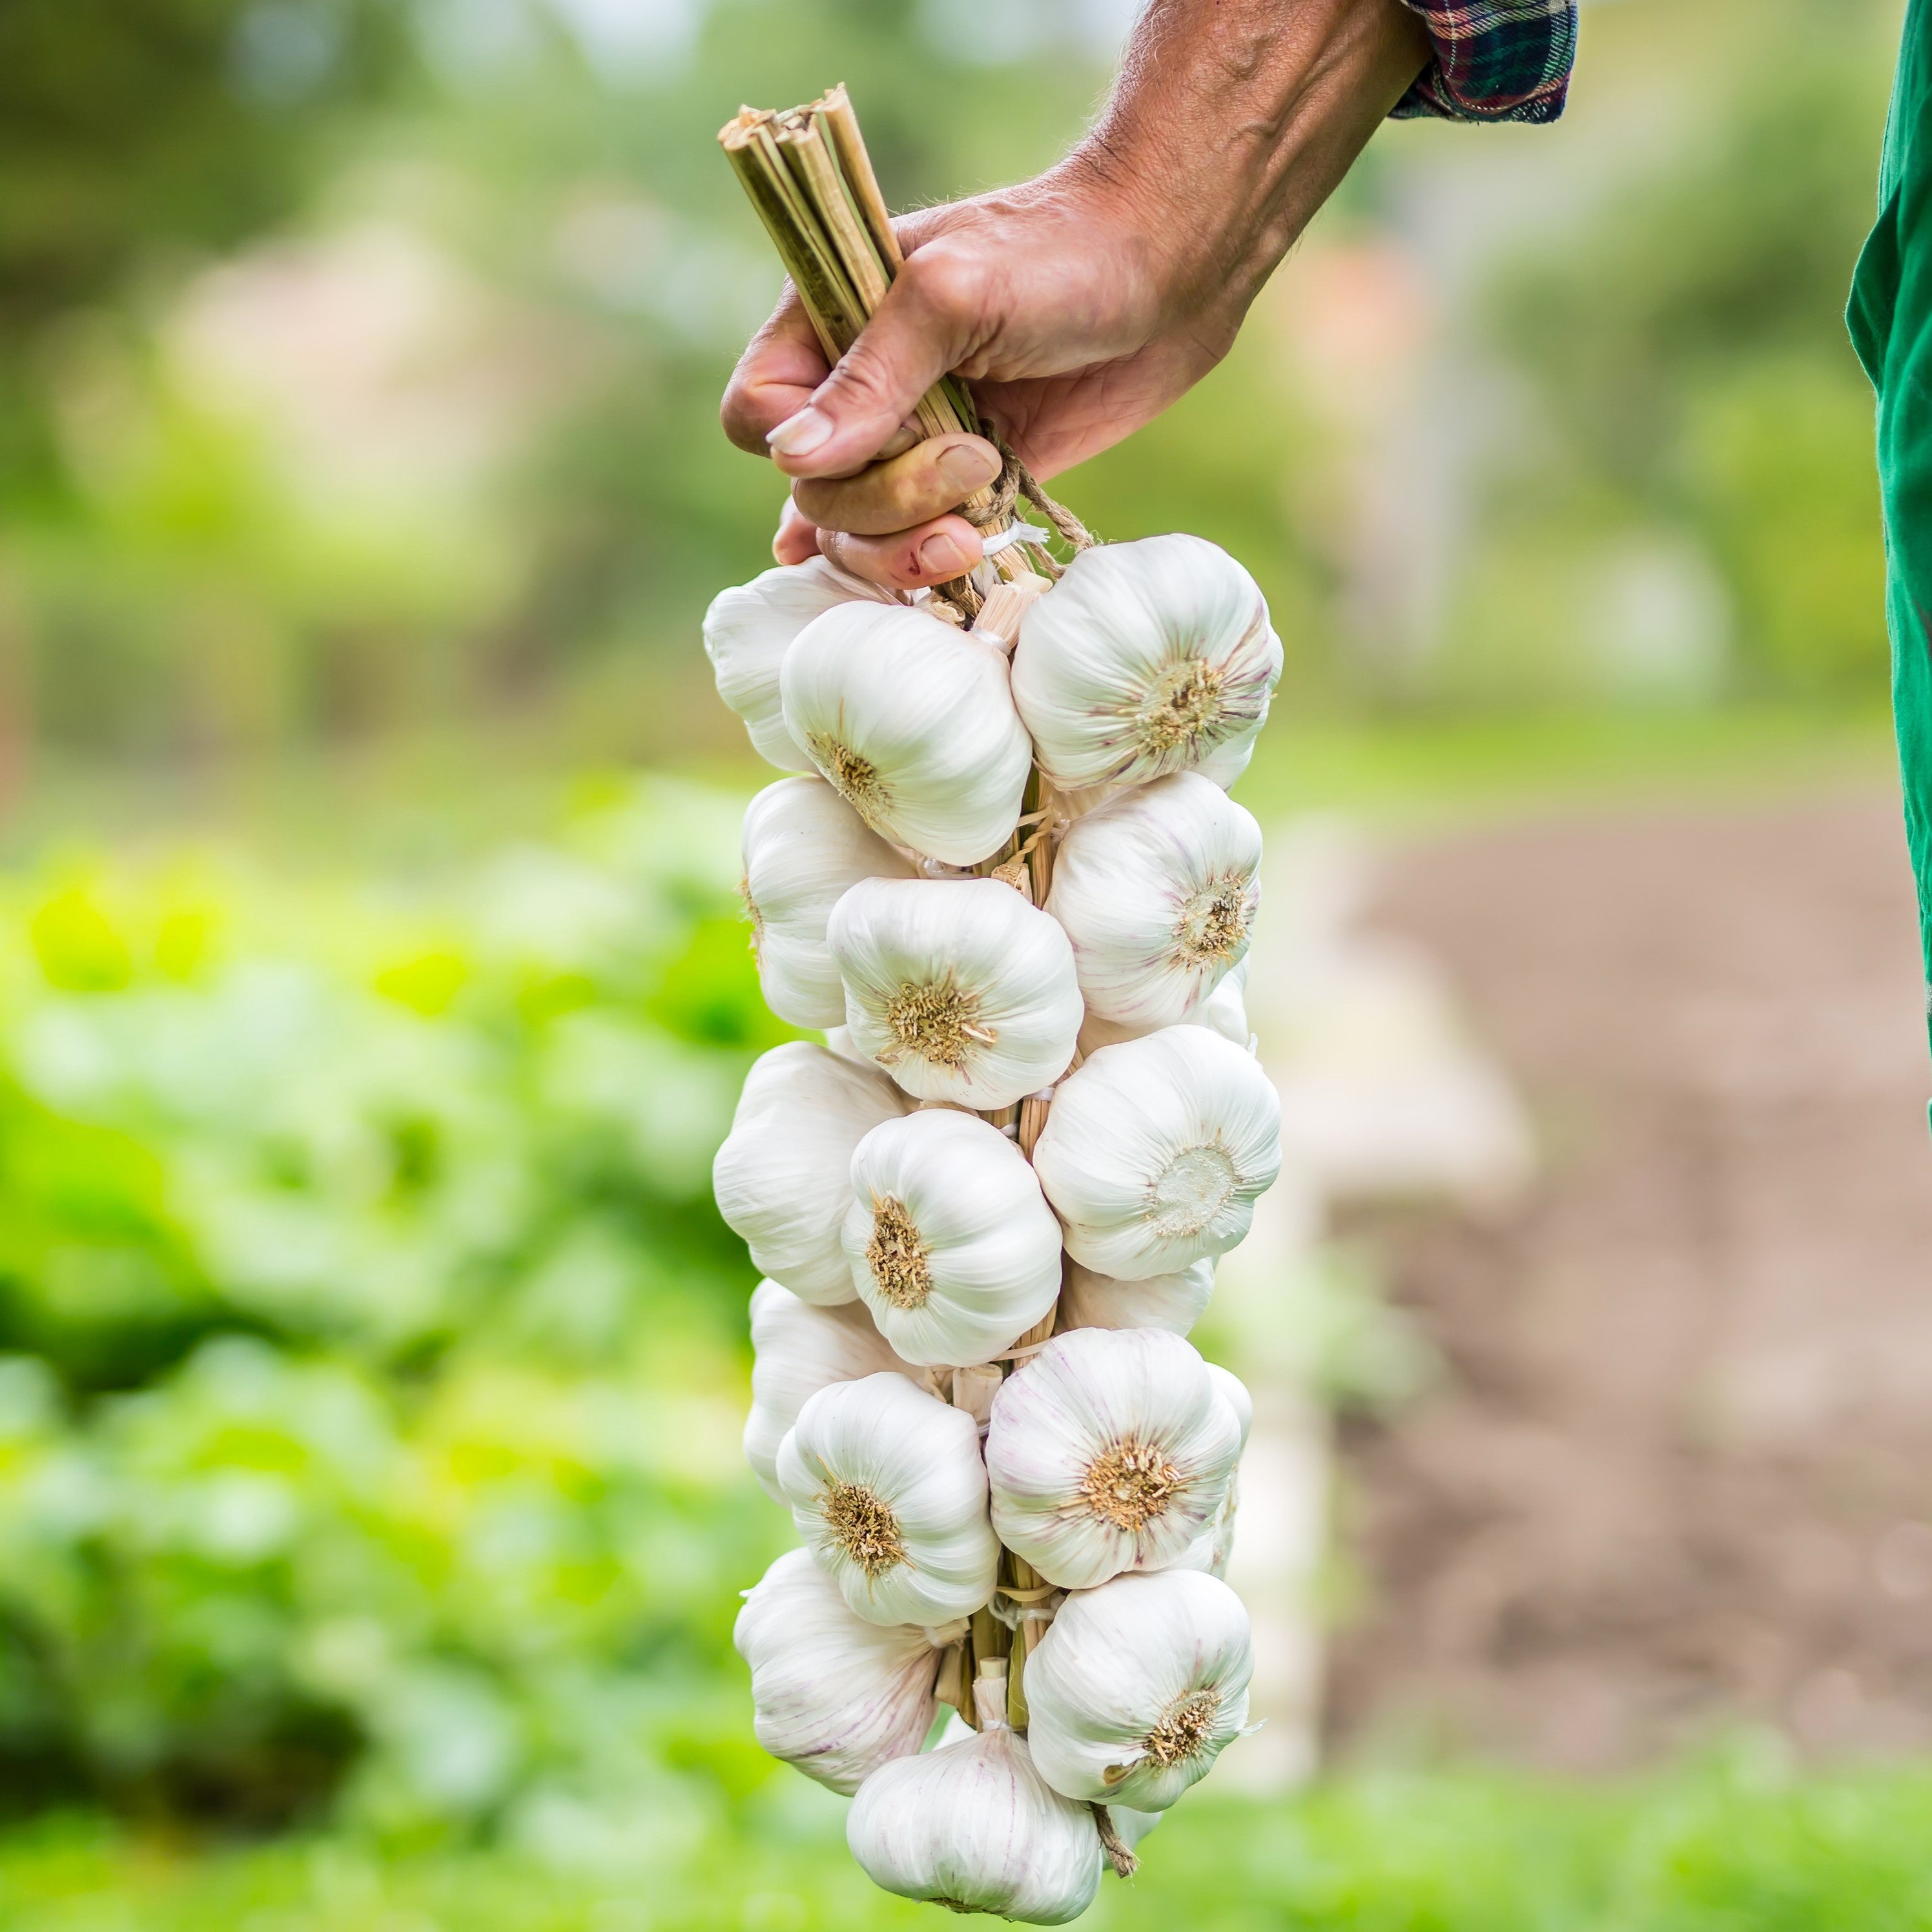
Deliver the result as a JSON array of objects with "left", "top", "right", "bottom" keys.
[{"left": 721, "top": 289, "right": 830, "bottom": 454}]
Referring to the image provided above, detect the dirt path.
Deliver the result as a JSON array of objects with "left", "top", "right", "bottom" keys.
[{"left": 1324, "top": 789, "right": 1932, "bottom": 1771}]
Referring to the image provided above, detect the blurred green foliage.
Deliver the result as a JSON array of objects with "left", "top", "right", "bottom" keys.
[
  {"left": 0, "top": 0, "right": 418, "bottom": 502},
  {"left": 0, "top": 0, "right": 1902, "bottom": 774},
  {"left": 9, "top": 1745, "right": 1932, "bottom": 1929},
  {"left": 1470, "top": 10, "right": 1894, "bottom": 702},
  {"left": 0, "top": 778, "right": 792, "bottom": 1839}
]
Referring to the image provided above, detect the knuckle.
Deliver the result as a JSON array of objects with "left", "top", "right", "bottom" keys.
[
  {"left": 901, "top": 242, "right": 990, "bottom": 325},
  {"left": 823, "top": 348, "right": 901, "bottom": 418}
]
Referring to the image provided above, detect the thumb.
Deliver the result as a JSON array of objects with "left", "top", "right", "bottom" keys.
[{"left": 766, "top": 245, "right": 992, "bottom": 478}]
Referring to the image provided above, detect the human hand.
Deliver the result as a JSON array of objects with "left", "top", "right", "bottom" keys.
[{"left": 720, "top": 0, "right": 1430, "bottom": 590}]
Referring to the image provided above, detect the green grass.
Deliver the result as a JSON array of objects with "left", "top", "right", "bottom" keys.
[
  {"left": 1228, "top": 703, "right": 1898, "bottom": 832},
  {"left": 1, "top": 697, "right": 1897, "bottom": 873},
  {"left": 8, "top": 1749, "right": 1932, "bottom": 1931}
]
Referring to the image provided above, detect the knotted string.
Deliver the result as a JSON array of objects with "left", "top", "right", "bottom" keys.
[{"left": 941, "top": 434, "right": 1099, "bottom": 616}]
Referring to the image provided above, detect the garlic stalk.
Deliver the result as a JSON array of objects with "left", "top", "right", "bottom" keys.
[
  {"left": 1011, "top": 535, "right": 1283, "bottom": 792},
  {"left": 1059, "top": 1259, "right": 1215, "bottom": 1337},
  {"left": 1023, "top": 1568, "right": 1255, "bottom": 1811},
  {"left": 842, "top": 1108, "right": 1063, "bottom": 1367},
  {"left": 713, "top": 1043, "right": 908, "bottom": 1303},
  {"left": 744, "top": 1280, "right": 919, "bottom": 1500},
  {"left": 781, "top": 601, "right": 1033, "bottom": 863},
  {"left": 1032, "top": 1026, "right": 1282, "bottom": 1280},
  {"left": 741, "top": 776, "right": 921, "bottom": 1028},
  {"left": 734, "top": 1547, "right": 941, "bottom": 1794},
  {"left": 829, "top": 877, "right": 1083, "bottom": 1110},
  {"left": 777, "top": 1371, "right": 1000, "bottom": 1627},
  {"left": 704, "top": 557, "right": 900, "bottom": 770},
  {"left": 847, "top": 1667, "right": 1102, "bottom": 1925},
  {"left": 1045, "top": 772, "right": 1262, "bottom": 1029},
  {"left": 985, "top": 1328, "right": 1244, "bottom": 1589}
]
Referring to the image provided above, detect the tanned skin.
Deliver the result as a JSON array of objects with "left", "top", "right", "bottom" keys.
[{"left": 719, "top": 0, "right": 1430, "bottom": 589}]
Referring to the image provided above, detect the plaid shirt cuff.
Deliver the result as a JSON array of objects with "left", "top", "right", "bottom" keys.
[{"left": 1392, "top": 0, "right": 1577, "bottom": 125}]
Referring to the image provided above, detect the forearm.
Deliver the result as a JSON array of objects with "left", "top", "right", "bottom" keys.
[{"left": 1073, "top": 0, "right": 1432, "bottom": 330}]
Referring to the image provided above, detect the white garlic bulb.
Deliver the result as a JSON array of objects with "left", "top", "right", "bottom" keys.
[
  {"left": 1023, "top": 1568, "right": 1255, "bottom": 1811},
  {"left": 1059, "top": 1259, "right": 1215, "bottom": 1337},
  {"left": 1176, "top": 1361, "right": 1252, "bottom": 1578},
  {"left": 1205, "top": 1361, "right": 1253, "bottom": 1453},
  {"left": 777, "top": 1372, "right": 1000, "bottom": 1627},
  {"left": 734, "top": 1547, "right": 941, "bottom": 1794},
  {"left": 985, "top": 1328, "right": 1243, "bottom": 1589},
  {"left": 1045, "top": 772, "right": 1262, "bottom": 1028},
  {"left": 704, "top": 557, "right": 900, "bottom": 770},
  {"left": 842, "top": 1109, "right": 1063, "bottom": 1368},
  {"left": 1195, "top": 958, "right": 1252, "bottom": 1048},
  {"left": 1011, "top": 535, "right": 1283, "bottom": 792},
  {"left": 847, "top": 1668, "right": 1101, "bottom": 1925},
  {"left": 1032, "top": 1026, "right": 1281, "bottom": 1280},
  {"left": 741, "top": 777, "right": 920, "bottom": 1028},
  {"left": 829, "top": 878, "right": 1082, "bottom": 1110},
  {"left": 714, "top": 1043, "right": 908, "bottom": 1303},
  {"left": 781, "top": 601, "right": 1032, "bottom": 863},
  {"left": 743, "top": 1280, "right": 920, "bottom": 1500}
]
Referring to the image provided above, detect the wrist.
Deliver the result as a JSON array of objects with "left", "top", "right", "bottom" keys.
[{"left": 1067, "top": 0, "right": 1430, "bottom": 329}]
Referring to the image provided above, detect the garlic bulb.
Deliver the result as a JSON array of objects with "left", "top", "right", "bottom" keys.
[
  {"left": 714, "top": 1043, "right": 908, "bottom": 1303},
  {"left": 777, "top": 1372, "right": 1000, "bottom": 1627},
  {"left": 1023, "top": 1568, "right": 1255, "bottom": 1811},
  {"left": 985, "top": 1328, "right": 1243, "bottom": 1588},
  {"left": 744, "top": 1280, "right": 919, "bottom": 1499},
  {"left": 1059, "top": 1259, "right": 1215, "bottom": 1337},
  {"left": 1195, "top": 958, "right": 1252, "bottom": 1048},
  {"left": 847, "top": 1668, "right": 1101, "bottom": 1925},
  {"left": 1032, "top": 1027, "right": 1281, "bottom": 1280},
  {"left": 843, "top": 1108, "right": 1063, "bottom": 1368},
  {"left": 1046, "top": 772, "right": 1262, "bottom": 1028},
  {"left": 741, "top": 777, "right": 920, "bottom": 1028},
  {"left": 1200, "top": 1362, "right": 1253, "bottom": 1577},
  {"left": 829, "top": 878, "right": 1082, "bottom": 1110},
  {"left": 1205, "top": 1361, "right": 1253, "bottom": 1454},
  {"left": 1011, "top": 536, "right": 1283, "bottom": 792},
  {"left": 1175, "top": 1361, "right": 1251, "bottom": 1577},
  {"left": 734, "top": 1547, "right": 941, "bottom": 1794},
  {"left": 704, "top": 557, "right": 900, "bottom": 770},
  {"left": 781, "top": 601, "right": 1032, "bottom": 863}
]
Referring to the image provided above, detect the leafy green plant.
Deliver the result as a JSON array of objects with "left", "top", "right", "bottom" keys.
[{"left": 0, "top": 777, "right": 792, "bottom": 1839}]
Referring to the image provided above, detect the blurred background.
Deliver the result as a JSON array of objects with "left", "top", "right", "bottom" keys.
[{"left": 3, "top": 0, "right": 1930, "bottom": 1926}]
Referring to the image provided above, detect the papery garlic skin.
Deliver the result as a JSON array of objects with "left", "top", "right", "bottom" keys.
[
  {"left": 985, "top": 1328, "right": 1243, "bottom": 1589},
  {"left": 1060, "top": 1259, "right": 1215, "bottom": 1337},
  {"left": 843, "top": 1109, "right": 1063, "bottom": 1368},
  {"left": 1011, "top": 535, "right": 1283, "bottom": 792},
  {"left": 1205, "top": 1362, "right": 1253, "bottom": 1454},
  {"left": 847, "top": 1672, "right": 1101, "bottom": 1926},
  {"left": 1024, "top": 1568, "right": 1255, "bottom": 1811},
  {"left": 778, "top": 1372, "right": 1000, "bottom": 1627},
  {"left": 1075, "top": 958, "right": 1253, "bottom": 1064},
  {"left": 714, "top": 1043, "right": 908, "bottom": 1304},
  {"left": 781, "top": 601, "right": 1032, "bottom": 863},
  {"left": 704, "top": 558, "right": 900, "bottom": 770},
  {"left": 1198, "top": 1360, "right": 1259, "bottom": 1568},
  {"left": 1195, "top": 959, "right": 1252, "bottom": 1048},
  {"left": 830, "top": 878, "right": 1083, "bottom": 1110},
  {"left": 744, "top": 1280, "right": 919, "bottom": 1499},
  {"left": 1046, "top": 772, "right": 1262, "bottom": 1028},
  {"left": 741, "top": 777, "right": 920, "bottom": 1029},
  {"left": 1033, "top": 1026, "right": 1282, "bottom": 1280},
  {"left": 734, "top": 1547, "right": 940, "bottom": 1794}
]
